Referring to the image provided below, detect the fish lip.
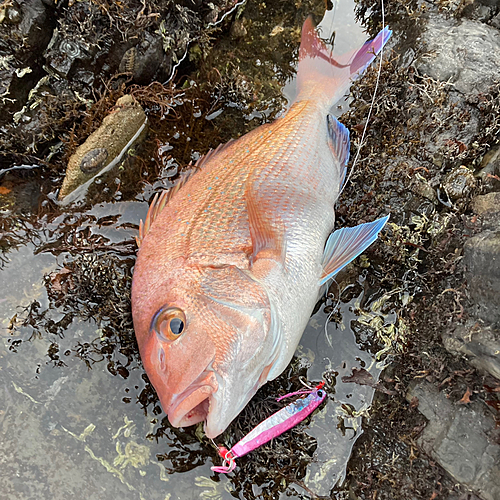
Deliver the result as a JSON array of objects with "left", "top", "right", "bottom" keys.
[
  {"left": 203, "top": 375, "right": 261, "bottom": 439},
  {"left": 167, "top": 370, "right": 217, "bottom": 428}
]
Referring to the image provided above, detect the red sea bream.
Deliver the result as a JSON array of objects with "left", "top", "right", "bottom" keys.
[{"left": 131, "top": 18, "right": 391, "bottom": 438}]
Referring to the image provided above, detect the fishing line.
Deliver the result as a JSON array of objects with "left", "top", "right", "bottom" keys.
[
  {"left": 321, "top": 0, "right": 386, "bottom": 344},
  {"left": 338, "top": 0, "right": 386, "bottom": 197}
]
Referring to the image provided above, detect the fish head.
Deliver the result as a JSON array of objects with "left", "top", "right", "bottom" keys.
[{"left": 132, "top": 259, "right": 279, "bottom": 438}]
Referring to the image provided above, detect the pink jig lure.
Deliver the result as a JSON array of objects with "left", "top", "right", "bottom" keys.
[{"left": 211, "top": 382, "right": 327, "bottom": 473}]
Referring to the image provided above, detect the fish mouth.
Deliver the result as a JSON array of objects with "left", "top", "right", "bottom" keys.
[{"left": 167, "top": 371, "right": 217, "bottom": 428}]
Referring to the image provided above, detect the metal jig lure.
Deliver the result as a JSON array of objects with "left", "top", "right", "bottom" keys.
[{"left": 211, "top": 382, "right": 327, "bottom": 474}]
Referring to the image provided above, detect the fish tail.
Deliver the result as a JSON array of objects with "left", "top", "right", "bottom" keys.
[{"left": 296, "top": 17, "right": 391, "bottom": 107}]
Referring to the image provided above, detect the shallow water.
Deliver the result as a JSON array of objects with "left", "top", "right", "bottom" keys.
[{"left": 0, "top": 2, "right": 400, "bottom": 499}]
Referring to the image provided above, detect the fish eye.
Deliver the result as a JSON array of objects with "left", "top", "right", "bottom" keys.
[
  {"left": 169, "top": 317, "right": 184, "bottom": 335},
  {"left": 152, "top": 307, "right": 186, "bottom": 341},
  {"left": 317, "top": 390, "right": 324, "bottom": 397}
]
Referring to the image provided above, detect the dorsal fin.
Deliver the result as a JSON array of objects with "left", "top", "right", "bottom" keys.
[
  {"left": 195, "top": 140, "right": 234, "bottom": 169},
  {"left": 136, "top": 140, "right": 236, "bottom": 248},
  {"left": 136, "top": 172, "right": 194, "bottom": 248},
  {"left": 136, "top": 190, "right": 168, "bottom": 247}
]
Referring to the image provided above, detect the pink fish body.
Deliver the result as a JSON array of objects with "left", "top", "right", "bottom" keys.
[{"left": 131, "top": 18, "right": 391, "bottom": 438}]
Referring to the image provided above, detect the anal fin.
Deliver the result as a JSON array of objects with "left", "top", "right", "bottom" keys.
[{"left": 319, "top": 215, "right": 389, "bottom": 285}]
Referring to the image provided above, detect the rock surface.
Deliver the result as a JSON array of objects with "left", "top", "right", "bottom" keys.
[
  {"left": 58, "top": 95, "right": 147, "bottom": 202},
  {"left": 417, "top": 15, "right": 500, "bottom": 95},
  {"left": 477, "top": 146, "right": 500, "bottom": 192},
  {"left": 463, "top": 230, "right": 500, "bottom": 324},
  {"left": 407, "top": 381, "right": 500, "bottom": 500},
  {"left": 463, "top": 192, "right": 500, "bottom": 325},
  {"left": 443, "top": 323, "right": 500, "bottom": 380},
  {"left": 472, "top": 192, "right": 500, "bottom": 217}
]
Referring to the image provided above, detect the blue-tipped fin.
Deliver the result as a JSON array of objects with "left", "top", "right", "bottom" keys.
[
  {"left": 327, "top": 114, "right": 350, "bottom": 189},
  {"left": 350, "top": 26, "right": 392, "bottom": 79},
  {"left": 319, "top": 215, "right": 390, "bottom": 285},
  {"left": 327, "top": 115, "right": 350, "bottom": 165}
]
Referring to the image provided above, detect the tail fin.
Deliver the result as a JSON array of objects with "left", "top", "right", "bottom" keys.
[{"left": 296, "top": 17, "right": 391, "bottom": 107}]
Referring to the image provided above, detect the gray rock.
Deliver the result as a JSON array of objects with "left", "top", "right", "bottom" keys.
[
  {"left": 18, "top": 0, "right": 53, "bottom": 52},
  {"left": 407, "top": 381, "right": 500, "bottom": 500},
  {"left": 472, "top": 192, "right": 500, "bottom": 217},
  {"left": 416, "top": 15, "right": 500, "bottom": 95},
  {"left": 477, "top": 146, "right": 500, "bottom": 192},
  {"left": 491, "top": 13, "right": 500, "bottom": 30},
  {"left": 443, "top": 324, "right": 500, "bottom": 380},
  {"left": 424, "top": 94, "right": 480, "bottom": 164},
  {"left": 464, "top": 230, "right": 500, "bottom": 324}
]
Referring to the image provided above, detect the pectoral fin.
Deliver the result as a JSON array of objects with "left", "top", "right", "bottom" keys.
[
  {"left": 319, "top": 215, "right": 390, "bottom": 285},
  {"left": 246, "top": 186, "right": 285, "bottom": 265}
]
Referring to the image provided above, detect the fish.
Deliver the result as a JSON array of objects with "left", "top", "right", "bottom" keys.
[{"left": 131, "top": 17, "right": 391, "bottom": 439}]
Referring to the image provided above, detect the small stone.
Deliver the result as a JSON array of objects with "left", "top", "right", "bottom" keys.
[
  {"left": 230, "top": 19, "right": 247, "bottom": 39},
  {"left": 5, "top": 4, "right": 22, "bottom": 24},
  {"left": 472, "top": 193, "right": 500, "bottom": 216},
  {"left": 442, "top": 165, "right": 476, "bottom": 200},
  {"left": 411, "top": 173, "right": 437, "bottom": 202},
  {"left": 79, "top": 148, "right": 108, "bottom": 174},
  {"left": 477, "top": 145, "right": 500, "bottom": 181}
]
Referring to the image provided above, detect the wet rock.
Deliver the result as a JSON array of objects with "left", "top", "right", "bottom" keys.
[
  {"left": 417, "top": 15, "right": 500, "bottom": 95},
  {"left": 119, "top": 32, "right": 164, "bottom": 85},
  {"left": 472, "top": 192, "right": 500, "bottom": 217},
  {"left": 442, "top": 166, "right": 476, "bottom": 200},
  {"left": 406, "top": 381, "right": 500, "bottom": 500},
  {"left": 443, "top": 323, "right": 500, "bottom": 380},
  {"left": 425, "top": 94, "right": 481, "bottom": 167},
  {"left": 491, "top": 12, "right": 500, "bottom": 29},
  {"left": 44, "top": 28, "right": 92, "bottom": 79},
  {"left": 463, "top": 230, "right": 500, "bottom": 324},
  {"left": 477, "top": 146, "right": 500, "bottom": 191},
  {"left": 411, "top": 172, "right": 437, "bottom": 203},
  {"left": 17, "top": 0, "right": 53, "bottom": 52},
  {"left": 58, "top": 95, "right": 147, "bottom": 202},
  {"left": 0, "top": 0, "right": 54, "bottom": 123}
]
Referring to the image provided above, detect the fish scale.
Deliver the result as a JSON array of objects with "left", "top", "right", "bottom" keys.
[{"left": 131, "top": 18, "right": 392, "bottom": 438}]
